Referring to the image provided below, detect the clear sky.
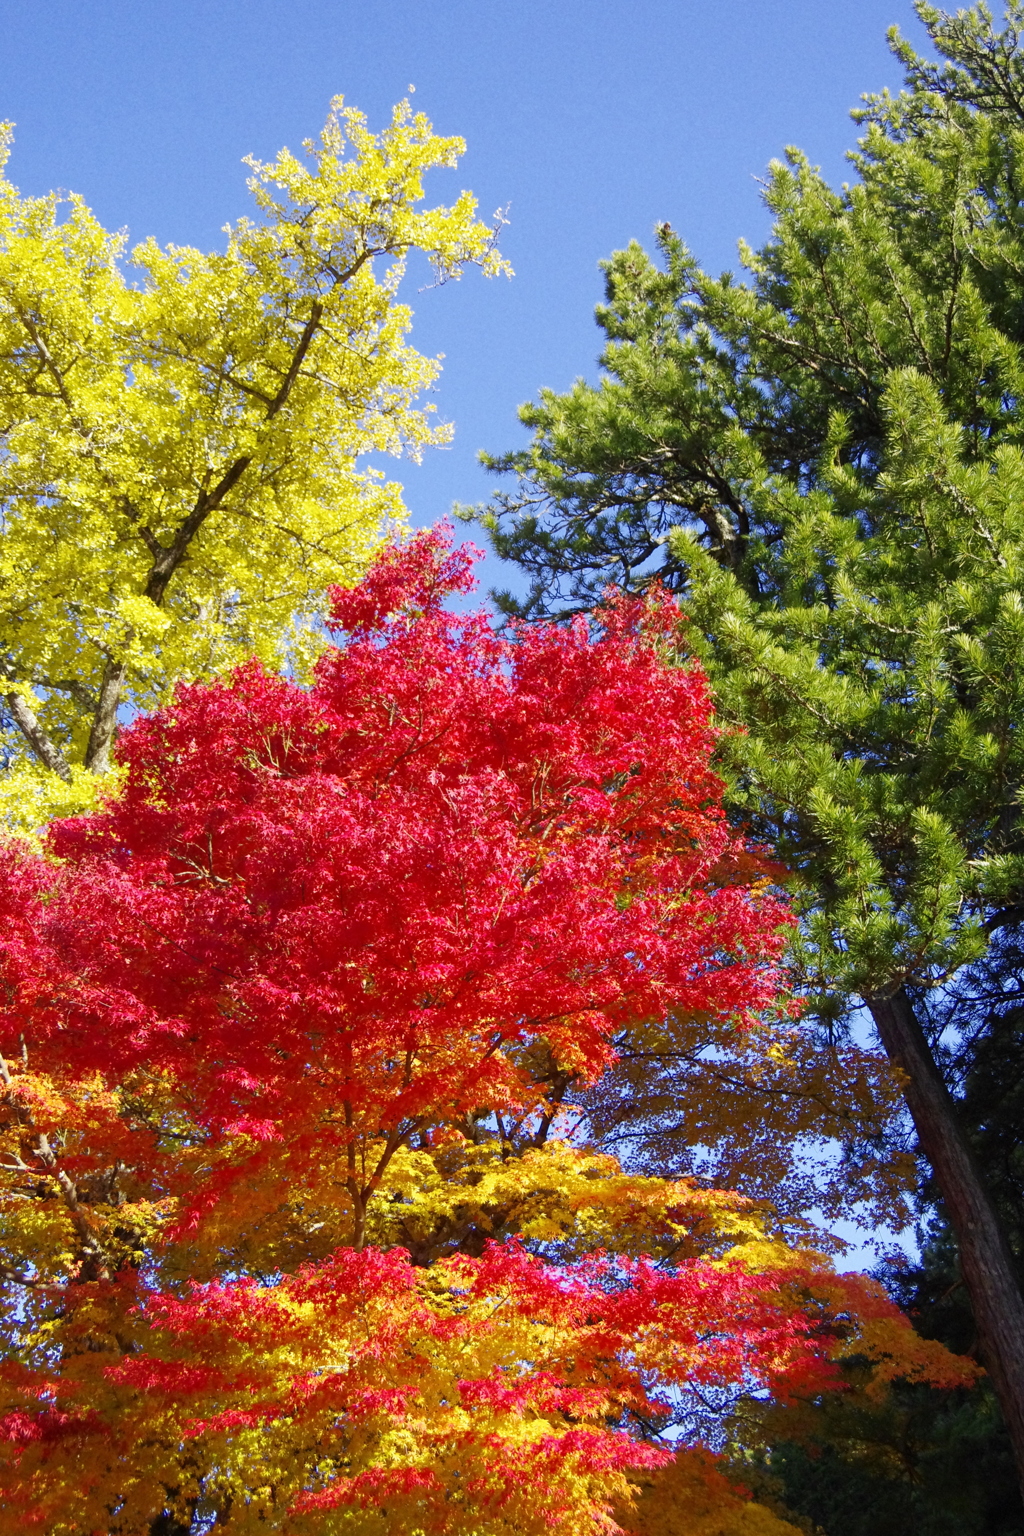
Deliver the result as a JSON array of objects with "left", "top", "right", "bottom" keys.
[
  {"left": 0, "top": 0, "right": 933, "bottom": 595},
  {"left": 0, "top": 1, "right": 944, "bottom": 1255}
]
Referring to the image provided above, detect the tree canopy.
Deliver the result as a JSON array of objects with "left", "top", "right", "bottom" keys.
[
  {"left": 0, "top": 530, "right": 968, "bottom": 1535},
  {"left": 0, "top": 97, "right": 507, "bottom": 830}
]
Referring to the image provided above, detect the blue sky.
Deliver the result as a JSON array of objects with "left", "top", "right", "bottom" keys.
[
  {"left": 0, "top": 1, "right": 947, "bottom": 1257},
  {"left": 0, "top": 0, "right": 934, "bottom": 599}
]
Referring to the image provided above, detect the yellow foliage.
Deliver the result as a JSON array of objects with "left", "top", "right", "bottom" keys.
[
  {"left": 0, "top": 761, "right": 117, "bottom": 845},
  {"left": 368, "top": 1137, "right": 776, "bottom": 1263},
  {"left": 623, "top": 1449, "right": 805, "bottom": 1536},
  {"left": 0, "top": 1050, "right": 976, "bottom": 1535},
  {"left": 0, "top": 99, "right": 508, "bottom": 825}
]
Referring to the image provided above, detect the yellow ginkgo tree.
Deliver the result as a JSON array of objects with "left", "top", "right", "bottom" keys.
[{"left": 0, "top": 96, "right": 508, "bottom": 827}]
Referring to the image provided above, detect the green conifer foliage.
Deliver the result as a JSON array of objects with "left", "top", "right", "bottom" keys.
[{"left": 478, "top": 1, "right": 1024, "bottom": 1507}]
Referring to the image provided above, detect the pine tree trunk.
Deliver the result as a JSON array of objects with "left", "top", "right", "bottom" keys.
[{"left": 868, "top": 987, "right": 1024, "bottom": 1506}]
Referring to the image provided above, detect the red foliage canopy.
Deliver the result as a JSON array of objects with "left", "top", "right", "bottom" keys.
[
  {"left": 0, "top": 529, "right": 962, "bottom": 1534},
  {"left": 0, "top": 528, "right": 789, "bottom": 1225}
]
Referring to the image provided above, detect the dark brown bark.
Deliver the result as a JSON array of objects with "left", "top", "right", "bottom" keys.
[{"left": 868, "top": 986, "right": 1024, "bottom": 1506}]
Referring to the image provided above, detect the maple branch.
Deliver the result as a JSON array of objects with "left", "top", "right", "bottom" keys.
[
  {"left": 0, "top": 1259, "right": 44, "bottom": 1287},
  {"left": 362, "top": 1113, "right": 428, "bottom": 1211},
  {"left": 342, "top": 1093, "right": 365, "bottom": 1250},
  {"left": 529, "top": 1070, "right": 574, "bottom": 1148},
  {"left": 0, "top": 1050, "right": 112, "bottom": 1280}
]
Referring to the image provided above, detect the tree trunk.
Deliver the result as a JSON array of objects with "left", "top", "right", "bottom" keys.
[
  {"left": 4, "top": 689, "right": 72, "bottom": 781},
  {"left": 868, "top": 986, "right": 1024, "bottom": 1506},
  {"left": 84, "top": 659, "right": 126, "bottom": 774}
]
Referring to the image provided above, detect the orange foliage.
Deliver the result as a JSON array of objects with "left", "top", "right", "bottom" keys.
[{"left": 0, "top": 531, "right": 972, "bottom": 1533}]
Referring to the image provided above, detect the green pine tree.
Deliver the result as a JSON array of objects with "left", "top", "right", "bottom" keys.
[{"left": 477, "top": 1, "right": 1024, "bottom": 1506}]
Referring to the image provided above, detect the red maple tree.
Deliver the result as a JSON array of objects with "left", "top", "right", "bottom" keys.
[{"left": 0, "top": 529, "right": 969, "bottom": 1535}]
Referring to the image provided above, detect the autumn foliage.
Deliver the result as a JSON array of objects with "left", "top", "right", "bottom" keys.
[{"left": 0, "top": 529, "right": 970, "bottom": 1534}]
